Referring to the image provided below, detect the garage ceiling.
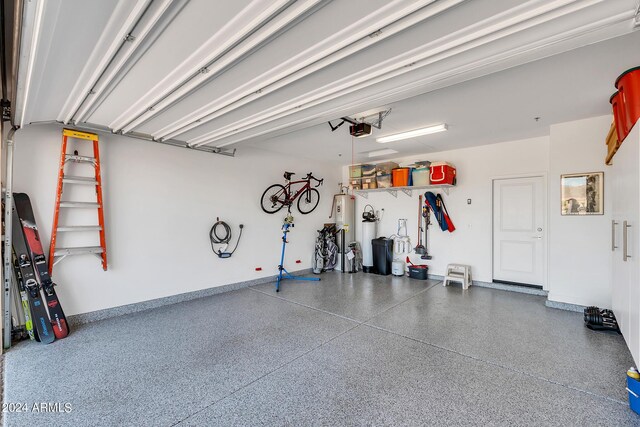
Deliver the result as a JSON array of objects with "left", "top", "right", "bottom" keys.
[
  {"left": 251, "top": 29, "right": 640, "bottom": 164},
  {"left": 13, "top": 0, "right": 640, "bottom": 156}
]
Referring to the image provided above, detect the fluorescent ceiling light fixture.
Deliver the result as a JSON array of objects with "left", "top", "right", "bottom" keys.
[
  {"left": 377, "top": 124, "right": 447, "bottom": 143},
  {"left": 368, "top": 148, "right": 398, "bottom": 158}
]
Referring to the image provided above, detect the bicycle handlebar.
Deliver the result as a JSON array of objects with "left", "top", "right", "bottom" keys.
[{"left": 306, "top": 172, "right": 323, "bottom": 187}]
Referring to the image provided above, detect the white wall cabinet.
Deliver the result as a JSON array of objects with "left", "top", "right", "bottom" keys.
[{"left": 611, "top": 122, "right": 640, "bottom": 365}]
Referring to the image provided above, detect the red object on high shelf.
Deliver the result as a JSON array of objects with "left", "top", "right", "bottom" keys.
[
  {"left": 430, "top": 162, "right": 456, "bottom": 185},
  {"left": 616, "top": 66, "right": 640, "bottom": 136},
  {"left": 611, "top": 91, "right": 629, "bottom": 143}
]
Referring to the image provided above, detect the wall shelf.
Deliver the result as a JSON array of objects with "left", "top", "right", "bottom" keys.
[{"left": 355, "top": 184, "right": 454, "bottom": 198}]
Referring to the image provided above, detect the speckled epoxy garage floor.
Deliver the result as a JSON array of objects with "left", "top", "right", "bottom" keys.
[{"left": 3, "top": 272, "right": 639, "bottom": 426}]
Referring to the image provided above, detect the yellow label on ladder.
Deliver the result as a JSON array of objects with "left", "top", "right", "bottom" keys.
[{"left": 62, "top": 129, "right": 98, "bottom": 141}]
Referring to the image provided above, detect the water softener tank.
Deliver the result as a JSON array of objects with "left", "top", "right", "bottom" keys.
[{"left": 362, "top": 219, "right": 376, "bottom": 273}]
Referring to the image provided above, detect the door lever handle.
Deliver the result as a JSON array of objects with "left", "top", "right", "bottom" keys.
[{"left": 531, "top": 236, "right": 542, "bottom": 239}]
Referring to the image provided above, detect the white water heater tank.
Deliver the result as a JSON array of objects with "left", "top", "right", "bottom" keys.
[{"left": 334, "top": 194, "right": 355, "bottom": 246}]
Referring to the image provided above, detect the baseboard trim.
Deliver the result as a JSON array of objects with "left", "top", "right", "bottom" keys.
[
  {"left": 68, "top": 269, "right": 313, "bottom": 327},
  {"left": 472, "top": 280, "right": 549, "bottom": 297},
  {"left": 544, "top": 299, "right": 585, "bottom": 313}
]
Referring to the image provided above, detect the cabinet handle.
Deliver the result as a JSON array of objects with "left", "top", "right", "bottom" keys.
[
  {"left": 612, "top": 220, "right": 619, "bottom": 251},
  {"left": 623, "top": 221, "right": 631, "bottom": 261}
]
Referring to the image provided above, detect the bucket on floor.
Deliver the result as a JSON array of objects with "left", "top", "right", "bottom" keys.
[
  {"left": 611, "top": 91, "right": 629, "bottom": 142},
  {"left": 627, "top": 375, "right": 640, "bottom": 415},
  {"left": 408, "top": 265, "right": 428, "bottom": 280},
  {"left": 616, "top": 66, "right": 640, "bottom": 135}
]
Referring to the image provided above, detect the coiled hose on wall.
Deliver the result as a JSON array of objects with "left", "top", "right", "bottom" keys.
[{"left": 210, "top": 218, "right": 244, "bottom": 258}]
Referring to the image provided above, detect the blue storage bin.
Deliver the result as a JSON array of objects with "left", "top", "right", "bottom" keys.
[{"left": 627, "top": 376, "right": 640, "bottom": 415}]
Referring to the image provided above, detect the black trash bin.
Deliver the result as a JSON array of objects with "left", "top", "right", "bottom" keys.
[{"left": 372, "top": 237, "right": 393, "bottom": 275}]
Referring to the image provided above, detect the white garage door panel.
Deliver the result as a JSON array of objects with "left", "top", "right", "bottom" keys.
[
  {"left": 134, "top": 0, "right": 519, "bottom": 136},
  {"left": 88, "top": 0, "right": 254, "bottom": 125},
  {"left": 25, "top": 0, "right": 124, "bottom": 123}
]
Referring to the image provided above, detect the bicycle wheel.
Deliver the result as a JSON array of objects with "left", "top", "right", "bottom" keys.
[
  {"left": 261, "top": 184, "right": 287, "bottom": 214},
  {"left": 297, "top": 188, "right": 320, "bottom": 214}
]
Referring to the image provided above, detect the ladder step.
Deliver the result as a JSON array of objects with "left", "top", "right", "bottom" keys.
[
  {"left": 59, "top": 201, "right": 101, "bottom": 208},
  {"left": 56, "top": 225, "right": 102, "bottom": 232},
  {"left": 54, "top": 246, "right": 104, "bottom": 257},
  {"left": 65, "top": 154, "right": 95, "bottom": 164},
  {"left": 62, "top": 176, "right": 98, "bottom": 185}
]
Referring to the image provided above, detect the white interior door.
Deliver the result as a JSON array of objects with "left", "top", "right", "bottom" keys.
[{"left": 493, "top": 176, "right": 545, "bottom": 286}]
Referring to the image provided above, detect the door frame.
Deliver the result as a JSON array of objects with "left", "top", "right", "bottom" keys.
[{"left": 491, "top": 172, "right": 549, "bottom": 290}]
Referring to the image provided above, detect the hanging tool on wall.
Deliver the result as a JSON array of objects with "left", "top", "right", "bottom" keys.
[
  {"left": 209, "top": 218, "right": 244, "bottom": 258},
  {"left": 415, "top": 195, "right": 426, "bottom": 255},
  {"left": 421, "top": 197, "right": 433, "bottom": 260},
  {"left": 425, "top": 191, "right": 455, "bottom": 232}
]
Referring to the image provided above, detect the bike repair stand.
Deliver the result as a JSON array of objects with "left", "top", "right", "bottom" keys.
[{"left": 276, "top": 212, "right": 320, "bottom": 292}]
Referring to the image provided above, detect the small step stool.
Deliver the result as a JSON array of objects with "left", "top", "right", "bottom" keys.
[
  {"left": 443, "top": 264, "right": 472, "bottom": 289},
  {"left": 48, "top": 129, "right": 107, "bottom": 274}
]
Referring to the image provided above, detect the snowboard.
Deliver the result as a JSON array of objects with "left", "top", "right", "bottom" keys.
[
  {"left": 11, "top": 205, "right": 54, "bottom": 344},
  {"left": 14, "top": 193, "right": 69, "bottom": 339}
]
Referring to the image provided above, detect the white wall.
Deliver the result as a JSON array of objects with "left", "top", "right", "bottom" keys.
[
  {"left": 548, "top": 115, "right": 613, "bottom": 307},
  {"left": 347, "top": 136, "right": 550, "bottom": 283},
  {"left": 12, "top": 125, "right": 339, "bottom": 315},
  {"left": 12, "top": 115, "right": 614, "bottom": 316}
]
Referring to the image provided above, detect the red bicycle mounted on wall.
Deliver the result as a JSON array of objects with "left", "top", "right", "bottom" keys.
[{"left": 261, "top": 172, "right": 323, "bottom": 214}]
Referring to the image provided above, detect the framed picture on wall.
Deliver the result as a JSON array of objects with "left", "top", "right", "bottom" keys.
[{"left": 561, "top": 172, "right": 604, "bottom": 215}]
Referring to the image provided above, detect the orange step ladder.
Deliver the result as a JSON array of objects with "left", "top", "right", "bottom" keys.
[{"left": 48, "top": 129, "right": 107, "bottom": 274}]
